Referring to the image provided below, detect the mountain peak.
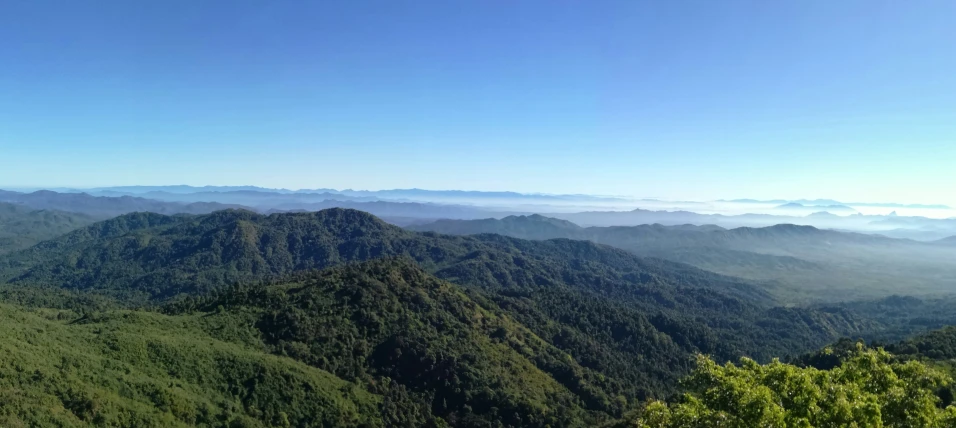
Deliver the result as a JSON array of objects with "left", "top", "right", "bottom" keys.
[
  {"left": 729, "top": 223, "right": 823, "bottom": 237},
  {"left": 776, "top": 203, "right": 805, "bottom": 208}
]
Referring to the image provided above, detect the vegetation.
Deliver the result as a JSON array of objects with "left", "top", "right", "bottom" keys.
[
  {"left": 887, "top": 326, "right": 956, "bottom": 361},
  {"left": 0, "top": 302, "right": 384, "bottom": 427},
  {"left": 0, "top": 207, "right": 955, "bottom": 426},
  {"left": 410, "top": 215, "right": 956, "bottom": 302},
  {"left": 0, "top": 210, "right": 875, "bottom": 397},
  {"left": 816, "top": 295, "right": 956, "bottom": 343},
  {"left": 0, "top": 203, "right": 95, "bottom": 254},
  {"left": 171, "top": 258, "right": 613, "bottom": 426},
  {"left": 620, "top": 346, "right": 956, "bottom": 427},
  {"left": 0, "top": 209, "right": 782, "bottom": 303}
]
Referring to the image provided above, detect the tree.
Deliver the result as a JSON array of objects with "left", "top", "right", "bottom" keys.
[{"left": 634, "top": 344, "right": 956, "bottom": 427}]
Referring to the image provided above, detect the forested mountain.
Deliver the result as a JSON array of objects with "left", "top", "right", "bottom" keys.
[
  {"left": 410, "top": 215, "right": 956, "bottom": 301},
  {"left": 885, "top": 326, "right": 956, "bottom": 361},
  {"left": 0, "top": 208, "right": 883, "bottom": 424},
  {"left": 0, "top": 256, "right": 873, "bottom": 426},
  {"left": 169, "top": 259, "right": 610, "bottom": 426},
  {"left": 0, "top": 190, "right": 249, "bottom": 217},
  {"left": 0, "top": 209, "right": 769, "bottom": 302},
  {"left": 0, "top": 203, "right": 96, "bottom": 254},
  {"left": 0, "top": 301, "right": 386, "bottom": 427},
  {"left": 412, "top": 214, "right": 586, "bottom": 238}
]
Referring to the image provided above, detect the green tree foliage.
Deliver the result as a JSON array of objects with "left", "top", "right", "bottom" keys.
[
  {"left": 887, "top": 326, "right": 956, "bottom": 361},
  {"left": 624, "top": 345, "right": 956, "bottom": 427},
  {"left": 176, "top": 258, "right": 611, "bottom": 426},
  {"left": 0, "top": 208, "right": 772, "bottom": 303},
  {"left": 0, "top": 209, "right": 877, "bottom": 412},
  {"left": 160, "top": 257, "right": 878, "bottom": 425},
  {"left": 0, "top": 302, "right": 384, "bottom": 427}
]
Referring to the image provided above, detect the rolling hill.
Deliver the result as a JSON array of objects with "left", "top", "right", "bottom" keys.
[
  {"left": 0, "top": 209, "right": 771, "bottom": 302},
  {"left": 0, "top": 203, "right": 96, "bottom": 254},
  {"left": 0, "top": 300, "right": 391, "bottom": 427},
  {"left": 409, "top": 215, "right": 956, "bottom": 301},
  {"left": 170, "top": 259, "right": 614, "bottom": 426}
]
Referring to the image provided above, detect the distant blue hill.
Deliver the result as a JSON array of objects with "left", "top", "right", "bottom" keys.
[
  {"left": 934, "top": 236, "right": 956, "bottom": 245},
  {"left": 49, "top": 186, "right": 630, "bottom": 203},
  {"left": 775, "top": 203, "right": 857, "bottom": 213},
  {"left": 723, "top": 198, "right": 949, "bottom": 210}
]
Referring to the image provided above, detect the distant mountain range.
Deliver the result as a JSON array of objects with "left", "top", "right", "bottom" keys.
[
  {"left": 13, "top": 186, "right": 947, "bottom": 211},
  {"left": 0, "top": 190, "right": 249, "bottom": 217},
  {"left": 724, "top": 198, "right": 950, "bottom": 209},
  {"left": 774, "top": 203, "right": 858, "bottom": 213},
  {"left": 265, "top": 200, "right": 515, "bottom": 219},
  {"left": 0, "top": 189, "right": 516, "bottom": 221},
  {"left": 410, "top": 214, "right": 956, "bottom": 302},
  {"left": 936, "top": 236, "right": 956, "bottom": 246},
  {"left": 0, "top": 185, "right": 953, "bottom": 425},
  {"left": 545, "top": 207, "right": 956, "bottom": 241},
  {"left": 0, "top": 207, "right": 887, "bottom": 424},
  {"left": 3, "top": 188, "right": 954, "bottom": 241},
  {"left": 48, "top": 185, "right": 630, "bottom": 203},
  {"left": 94, "top": 189, "right": 374, "bottom": 207}
]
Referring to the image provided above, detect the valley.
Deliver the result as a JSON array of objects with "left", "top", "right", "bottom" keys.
[{"left": 1, "top": 188, "right": 955, "bottom": 426}]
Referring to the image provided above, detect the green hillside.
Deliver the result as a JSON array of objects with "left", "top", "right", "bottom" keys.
[
  {"left": 0, "top": 203, "right": 96, "bottom": 254},
  {"left": 0, "top": 302, "right": 383, "bottom": 427},
  {"left": 0, "top": 208, "right": 771, "bottom": 303},
  {"left": 0, "top": 207, "right": 953, "bottom": 426},
  {"left": 171, "top": 258, "right": 611, "bottom": 426},
  {"left": 0, "top": 209, "right": 887, "bottom": 425}
]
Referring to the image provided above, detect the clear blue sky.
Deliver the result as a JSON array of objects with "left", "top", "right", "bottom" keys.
[{"left": 1, "top": 0, "right": 954, "bottom": 204}]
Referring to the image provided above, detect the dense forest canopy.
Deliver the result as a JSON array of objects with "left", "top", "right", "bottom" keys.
[
  {"left": 0, "top": 207, "right": 955, "bottom": 426},
  {"left": 621, "top": 346, "right": 956, "bottom": 427}
]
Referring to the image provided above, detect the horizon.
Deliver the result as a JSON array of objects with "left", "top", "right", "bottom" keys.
[
  {"left": 2, "top": 183, "right": 953, "bottom": 208},
  {"left": 3, "top": 184, "right": 954, "bottom": 216},
  {"left": 3, "top": 1, "right": 955, "bottom": 205},
  {"left": 2, "top": 183, "right": 955, "bottom": 210}
]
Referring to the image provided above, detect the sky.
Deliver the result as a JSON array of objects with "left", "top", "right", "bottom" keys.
[{"left": 1, "top": 0, "right": 954, "bottom": 204}]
